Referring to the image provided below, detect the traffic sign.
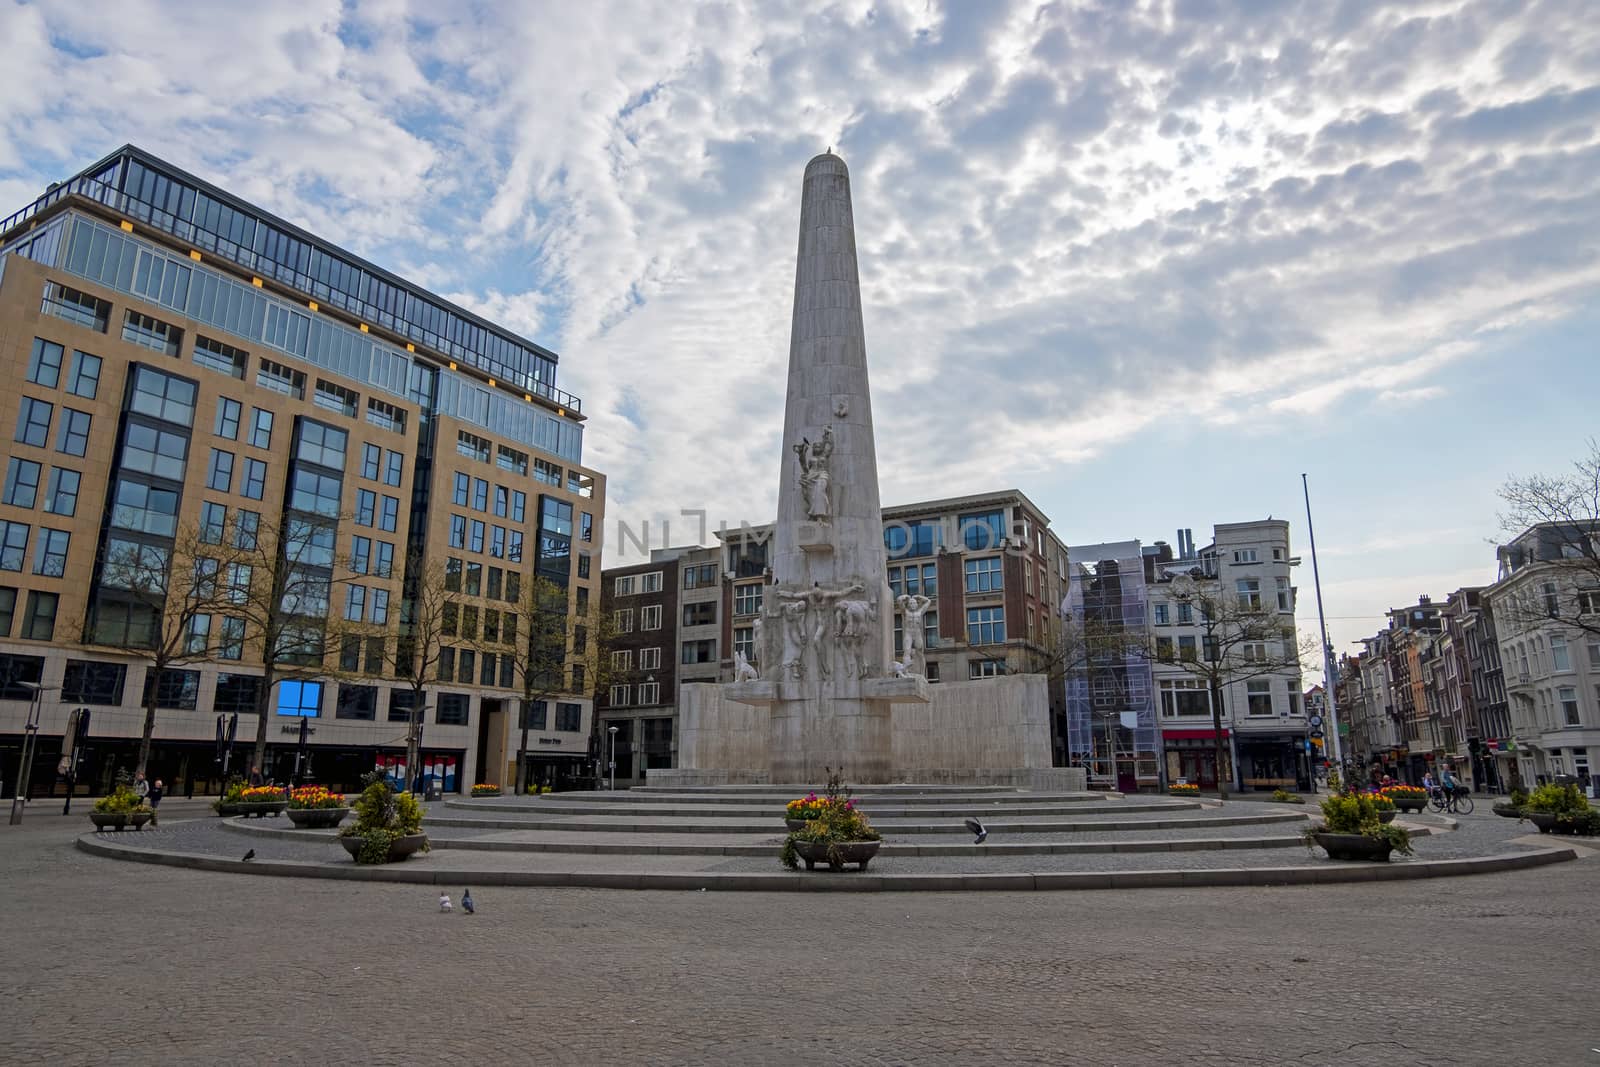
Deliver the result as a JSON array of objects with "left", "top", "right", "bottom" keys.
[
  {"left": 1309, "top": 729, "right": 1325, "bottom": 740},
  {"left": 1309, "top": 714, "right": 1323, "bottom": 728}
]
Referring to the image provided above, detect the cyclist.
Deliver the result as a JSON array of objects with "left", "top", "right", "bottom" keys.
[{"left": 1441, "top": 765, "right": 1462, "bottom": 812}]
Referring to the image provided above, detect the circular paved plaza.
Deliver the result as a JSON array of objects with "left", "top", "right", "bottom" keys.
[{"left": 3, "top": 798, "right": 1597, "bottom": 1065}]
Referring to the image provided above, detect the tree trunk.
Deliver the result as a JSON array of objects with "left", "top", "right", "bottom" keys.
[
  {"left": 1211, "top": 677, "right": 1229, "bottom": 801},
  {"left": 249, "top": 662, "right": 276, "bottom": 778},
  {"left": 135, "top": 690, "right": 160, "bottom": 778},
  {"left": 516, "top": 708, "right": 531, "bottom": 796},
  {"left": 404, "top": 683, "right": 425, "bottom": 795}
]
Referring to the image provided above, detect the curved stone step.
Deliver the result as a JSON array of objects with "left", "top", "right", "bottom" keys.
[
  {"left": 443, "top": 798, "right": 1193, "bottom": 819},
  {"left": 78, "top": 830, "right": 1578, "bottom": 892},
  {"left": 418, "top": 810, "right": 1311, "bottom": 835},
  {"left": 455, "top": 791, "right": 1115, "bottom": 810}
]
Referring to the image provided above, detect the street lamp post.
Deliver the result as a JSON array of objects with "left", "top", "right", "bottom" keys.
[
  {"left": 9, "top": 682, "right": 56, "bottom": 825},
  {"left": 607, "top": 725, "right": 618, "bottom": 791}
]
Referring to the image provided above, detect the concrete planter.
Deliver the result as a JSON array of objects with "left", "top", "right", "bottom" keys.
[
  {"left": 339, "top": 832, "right": 429, "bottom": 863},
  {"left": 1312, "top": 831, "right": 1394, "bottom": 862},
  {"left": 1376, "top": 809, "right": 1397, "bottom": 823},
  {"left": 233, "top": 802, "right": 285, "bottom": 818},
  {"left": 285, "top": 807, "right": 350, "bottom": 829},
  {"left": 1391, "top": 798, "right": 1427, "bottom": 813},
  {"left": 792, "top": 839, "right": 881, "bottom": 871},
  {"left": 1492, "top": 802, "right": 1524, "bottom": 819},
  {"left": 89, "top": 811, "right": 153, "bottom": 831}
]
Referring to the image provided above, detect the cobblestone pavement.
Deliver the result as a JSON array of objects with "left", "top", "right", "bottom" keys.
[{"left": 7, "top": 809, "right": 1596, "bottom": 1066}]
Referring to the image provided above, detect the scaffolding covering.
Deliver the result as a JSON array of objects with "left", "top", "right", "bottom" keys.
[{"left": 1065, "top": 546, "right": 1157, "bottom": 783}]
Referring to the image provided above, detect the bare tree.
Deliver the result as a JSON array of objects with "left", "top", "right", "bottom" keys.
[
  {"left": 1133, "top": 575, "right": 1314, "bottom": 799},
  {"left": 325, "top": 550, "right": 471, "bottom": 791},
  {"left": 78, "top": 520, "right": 239, "bottom": 777},
  {"left": 1497, "top": 438, "right": 1600, "bottom": 639},
  {"left": 506, "top": 576, "right": 615, "bottom": 794}
]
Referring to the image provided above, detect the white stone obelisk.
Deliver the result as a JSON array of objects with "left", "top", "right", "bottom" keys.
[{"left": 758, "top": 151, "right": 898, "bottom": 782}]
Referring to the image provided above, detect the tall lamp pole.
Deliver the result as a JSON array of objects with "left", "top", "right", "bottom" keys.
[
  {"left": 1302, "top": 474, "right": 1344, "bottom": 769},
  {"left": 608, "top": 725, "right": 618, "bottom": 791},
  {"left": 9, "top": 682, "right": 57, "bottom": 825}
]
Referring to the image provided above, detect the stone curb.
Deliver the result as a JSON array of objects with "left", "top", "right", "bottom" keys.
[
  {"left": 215, "top": 818, "right": 1319, "bottom": 857},
  {"left": 76, "top": 833, "right": 1573, "bottom": 892},
  {"left": 445, "top": 799, "right": 1188, "bottom": 818}
]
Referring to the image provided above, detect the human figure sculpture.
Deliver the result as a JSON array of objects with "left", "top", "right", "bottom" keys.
[
  {"left": 793, "top": 426, "right": 835, "bottom": 522},
  {"left": 750, "top": 613, "right": 764, "bottom": 667},
  {"left": 896, "top": 593, "right": 934, "bottom": 678},
  {"left": 733, "top": 649, "right": 758, "bottom": 683},
  {"left": 835, "top": 596, "right": 878, "bottom": 678},
  {"left": 775, "top": 580, "right": 863, "bottom": 680},
  {"left": 777, "top": 600, "right": 808, "bottom": 679}
]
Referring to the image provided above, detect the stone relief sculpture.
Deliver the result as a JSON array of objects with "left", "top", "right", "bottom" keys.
[
  {"left": 777, "top": 600, "right": 808, "bottom": 680},
  {"left": 750, "top": 613, "right": 763, "bottom": 667},
  {"left": 896, "top": 593, "right": 934, "bottom": 678},
  {"left": 793, "top": 426, "right": 835, "bottom": 522},
  {"left": 835, "top": 595, "right": 878, "bottom": 679},
  {"left": 733, "top": 649, "right": 758, "bottom": 683},
  {"left": 775, "top": 580, "right": 863, "bottom": 680}
]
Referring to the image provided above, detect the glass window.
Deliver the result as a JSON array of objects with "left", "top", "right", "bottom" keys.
[
  {"left": 967, "top": 606, "right": 1004, "bottom": 645},
  {"left": 67, "top": 351, "right": 101, "bottom": 399},
  {"left": 199, "top": 501, "right": 226, "bottom": 544},
  {"left": 473, "top": 478, "right": 488, "bottom": 511},
  {"left": 3, "top": 459, "right": 41, "bottom": 508},
  {"left": 361, "top": 443, "right": 381, "bottom": 480},
  {"left": 249, "top": 408, "right": 273, "bottom": 449},
  {"left": 22, "top": 589, "right": 57, "bottom": 640},
  {"left": 55, "top": 408, "right": 91, "bottom": 457},
  {"left": 959, "top": 510, "right": 1006, "bottom": 552},
  {"left": 336, "top": 684, "right": 378, "bottom": 721},
  {"left": 1236, "top": 578, "right": 1262, "bottom": 611},
  {"left": 0, "top": 521, "right": 29, "bottom": 570},
  {"left": 351, "top": 535, "right": 371, "bottom": 574},
  {"left": 555, "top": 703, "right": 582, "bottom": 731},
  {"left": 122, "top": 309, "right": 183, "bottom": 355},
  {"left": 511, "top": 491, "right": 526, "bottom": 523},
  {"left": 345, "top": 585, "right": 366, "bottom": 622},
  {"left": 374, "top": 540, "right": 394, "bottom": 578},
  {"left": 33, "top": 527, "right": 69, "bottom": 577},
  {"left": 219, "top": 617, "right": 245, "bottom": 660},
  {"left": 291, "top": 469, "right": 342, "bottom": 517},
  {"left": 470, "top": 520, "right": 485, "bottom": 553},
  {"left": 964, "top": 557, "right": 1002, "bottom": 593},
  {"left": 62, "top": 660, "right": 126, "bottom": 705},
  {"left": 437, "top": 693, "right": 470, "bottom": 725},
  {"left": 453, "top": 473, "right": 470, "bottom": 507},
  {"left": 129, "top": 366, "right": 196, "bottom": 426},
  {"left": 234, "top": 509, "right": 260, "bottom": 549},
  {"left": 379, "top": 495, "right": 399, "bottom": 532},
  {"left": 494, "top": 486, "right": 508, "bottom": 518},
  {"left": 466, "top": 562, "right": 482, "bottom": 596},
  {"left": 121, "top": 423, "right": 187, "bottom": 480},
  {"left": 371, "top": 588, "right": 389, "bottom": 625},
  {"left": 1247, "top": 679, "right": 1274, "bottom": 716},
  {"left": 296, "top": 420, "right": 348, "bottom": 468},
  {"left": 509, "top": 531, "right": 524, "bottom": 563},
  {"left": 445, "top": 557, "right": 462, "bottom": 592},
  {"left": 16, "top": 397, "right": 52, "bottom": 447},
  {"left": 148, "top": 668, "right": 201, "bottom": 709},
  {"left": 111, "top": 479, "right": 179, "bottom": 536},
  {"left": 206, "top": 448, "right": 234, "bottom": 492},
  {"left": 193, "top": 336, "right": 248, "bottom": 380},
  {"left": 0, "top": 587, "right": 14, "bottom": 637},
  {"left": 43, "top": 467, "right": 79, "bottom": 516},
  {"left": 384, "top": 450, "right": 403, "bottom": 487},
  {"left": 26, "top": 338, "right": 64, "bottom": 388},
  {"left": 491, "top": 525, "right": 506, "bottom": 558},
  {"left": 214, "top": 398, "right": 241, "bottom": 440},
  {"left": 276, "top": 679, "right": 323, "bottom": 717},
  {"left": 242, "top": 458, "right": 267, "bottom": 500}
]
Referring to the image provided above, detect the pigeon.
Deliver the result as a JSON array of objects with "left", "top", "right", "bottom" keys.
[
  {"left": 439, "top": 893, "right": 453, "bottom": 912},
  {"left": 241, "top": 849, "right": 256, "bottom": 862},
  {"left": 964, "top": 818, "right": 988, "bottom": 845},
  {"left": 461, "top": 889, "right": 475, "bottom": 915}
]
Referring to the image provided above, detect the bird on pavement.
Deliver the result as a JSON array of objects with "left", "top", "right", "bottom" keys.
[
  {"left": 964, "top": 817, "right": 988, "bottom": 845},
  {"left": 241, "top": 849, "right": 256, "bottom": 862},
  {"left": 439, "top": 893, "right": 452, "bottom": 912},
  {"left": 461, "top": 889, "right": 475, "bottom": 915}
]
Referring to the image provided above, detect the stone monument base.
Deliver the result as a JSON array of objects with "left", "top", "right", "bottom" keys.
[{"left": 649, "top": 674, "right": 1084, "bottom": 790}]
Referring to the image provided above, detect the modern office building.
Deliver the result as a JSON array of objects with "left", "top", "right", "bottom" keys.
[{"left": 0, "top": 145, "right": 603, "bottom": 797}]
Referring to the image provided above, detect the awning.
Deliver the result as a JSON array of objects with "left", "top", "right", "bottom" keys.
[{"left": 1162, "top": 728, "right": 1230, "bottom": 740}]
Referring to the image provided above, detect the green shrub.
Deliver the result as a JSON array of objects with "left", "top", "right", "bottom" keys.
[
  {"left": 1509, "top": 787, "right": 1529, "bottom": 807},
  {"left": 93, "top": 785, "right": 150, "bottom": 815},
  {"left": 1306, "top": 792, "right": 1412, "bottom": 856},
  {"left": 338, "top": 779, "right": 428, "bottom": 863},
  {"left": 1526, "top": 782, "right": 1588, "bottom": 815},
  {"left": 1271, "top": 788, "right": 1304, "bottom": 804}
]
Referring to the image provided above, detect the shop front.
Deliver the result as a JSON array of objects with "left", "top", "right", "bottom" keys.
[
  {"left": 1235, "top": 733, "right": 1311, "bottom": 792},
  {"left": 1161, "top": 728, "right": 1232, "bottom": 790}
]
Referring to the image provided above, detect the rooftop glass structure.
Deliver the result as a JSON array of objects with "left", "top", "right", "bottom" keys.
[{"left": 0, "top": 144, "right": 579, "bottom": 413}]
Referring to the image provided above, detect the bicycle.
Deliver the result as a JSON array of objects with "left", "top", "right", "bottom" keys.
[{"left": 1429, "top": 784, "right": 1474, "bottom": 815}]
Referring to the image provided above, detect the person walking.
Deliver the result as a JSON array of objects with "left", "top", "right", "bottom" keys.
[
  {"left": 248, "top": 765, "right": 264, "bottom": 787},
  {"left": 148, "top": 778, "right": 164, "bottom": 826}
]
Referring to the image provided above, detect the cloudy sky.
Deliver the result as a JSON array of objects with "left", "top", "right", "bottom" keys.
[{"left": 3, "top": 0, "right": 1597, "bottom": 675}]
